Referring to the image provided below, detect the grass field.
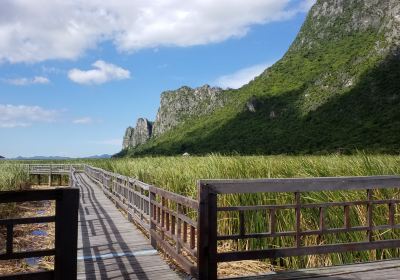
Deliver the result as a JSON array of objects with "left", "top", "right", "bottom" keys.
[
  {"left": 89, "top": 153, "right": 400, "bottom": 268},
  {"left": 2, "top": 154, "right": 400, "bottom": 269},
  {"left": 90, "top": 153, "right": 400, "bottom": 197}
]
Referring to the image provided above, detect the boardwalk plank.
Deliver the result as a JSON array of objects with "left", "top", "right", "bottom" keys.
[{"left": 225, "top": 259, "right": 400, "bottom": 280}]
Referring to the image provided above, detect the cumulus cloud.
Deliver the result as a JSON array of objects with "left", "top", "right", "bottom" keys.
[
  {"left": 215, "top": 63, "right": 272, "bottom": 89},
  {"left": 68, "top": 60, "right": 130, "bottom": 85},
  {"left": 73, "top": 117, "right": 93, "bottom": 124},
  {"left": 0, "top": 0, "right": 314, "bottom": 63},
  {"left": 0, "top": 104, "right": 58, "bottom": 128},
  {"left": 3, "top": 76, "right": 50, "bottom": 86}
]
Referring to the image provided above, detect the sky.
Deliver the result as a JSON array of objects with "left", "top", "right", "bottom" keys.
[{"left": 0, "top": 0, "right": 315, "bottom": 158}]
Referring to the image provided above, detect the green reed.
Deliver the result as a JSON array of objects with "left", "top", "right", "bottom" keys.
[{"left": 88, "top": 153, "right": 400, "bottom": 268}]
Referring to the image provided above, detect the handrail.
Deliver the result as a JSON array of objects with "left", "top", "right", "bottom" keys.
[
  {"left": 197, "top": 176, "right": 400, "bottom": 280},
  {"left": 0, "top": 188, "right": 79, "bottom": 280},
  {"left": 83, "top": 164, "right": 199, "bottom": 276}
]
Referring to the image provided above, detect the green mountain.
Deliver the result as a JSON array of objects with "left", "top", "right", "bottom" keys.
[{"left": 117, "top": 0, "right": 400, "bottom": 157}]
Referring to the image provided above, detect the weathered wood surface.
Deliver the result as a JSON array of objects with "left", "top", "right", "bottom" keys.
[
  {"left": 76, "top": 172, "right": 181, "bottom": 280},
  {"left": 201, "top": 175, "right": 400, "bottom": 193},
  {"left": 225, "top": 259, "right": 400, "bottom": 279}
]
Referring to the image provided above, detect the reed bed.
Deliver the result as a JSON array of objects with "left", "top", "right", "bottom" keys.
[
  {"left": 0, "top": 163, "right": 29, "bottom": 192},
  {"left": 90, "top": 154, "right": 400, "bottom": 269},
  {"left": 0, "top": 163, "right": 30, "bottom": 219}
]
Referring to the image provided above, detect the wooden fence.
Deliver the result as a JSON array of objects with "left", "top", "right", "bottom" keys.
[
  {"left": 4, "top": 164, "right": 400, "bottom": 280},
  {"left": 197, "top": 176, "right": 400, "bottom": 279},
  {"left": 83, "top": 165, "right": 199, "bottom": 277},
  {"left": 0, "top": 169, "right": 80, "bottom": 280},
  {"left": 82, "top": 166, "right": 400, "bottom": 279},
  {"left": 27, "top": 164, "right": 82, "bottom": 187}
]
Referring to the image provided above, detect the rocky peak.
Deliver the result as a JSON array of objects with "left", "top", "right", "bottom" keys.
[
  {"left": 292, "top": 0, "right": 400, "bottom": 52},
  {"left": 122, "top": 127, "right": 134, "bottom": 149},
  {"left": 122, "top": 84, "right": 228, "bottom": 149},
  {"left": 134, "top": 118, "right": 153, "bottom": 145},
  {"left": 152, "top": 84, "right": 226, "bottom": 136},
  {"left": 122, "top": 118, "right": 153, "bottom": 149}
]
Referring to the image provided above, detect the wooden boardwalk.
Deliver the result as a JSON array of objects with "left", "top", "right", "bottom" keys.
[
  {"left": 228, "top": 259, "right": 400, "bottom": 280},
  {"left": 15, "top": 165, "right": 400, "bottom": 280},
  {"left": 76, "top": 173, "right": 181, "bottom": 280}
]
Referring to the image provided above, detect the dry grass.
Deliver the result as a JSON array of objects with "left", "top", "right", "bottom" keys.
[{"left": 218, "top": 260, "right": 273, "bottom": 278}]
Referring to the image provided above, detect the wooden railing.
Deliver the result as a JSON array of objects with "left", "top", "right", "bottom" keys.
[
  {"left": 14, "top": 164, "right": 400, "bottom": 280},
  {"left": 149, "top": 186, "right": 199, "bottom": 276},
  {"left": 84, "top": 165, "right": 152, "bottom": 231},
  {"left": 197, "top": 176, "right": 400, "bottom": 279},
  {"left": 27, "top": 164, "right": 79, "bottom": 175},
  {"left": 0, "top": 185, "right": 79, "bottom": 279},
  {"left": 28, "top": 164, "right": 83, "bottom": 187},
  {"left": 83, "top": 165, "right": 199, "bottom": 277}
]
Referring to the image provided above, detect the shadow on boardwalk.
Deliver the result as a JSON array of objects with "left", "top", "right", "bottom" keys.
[
  {"left": 77, "top": 173, "right": 180, "bottom": 280},
  {"left": 227, "top": 259, "right": 400, "bottom": 280}
]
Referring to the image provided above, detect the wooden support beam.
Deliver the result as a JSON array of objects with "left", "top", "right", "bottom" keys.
[
  {"left": 197, "top": 182, "right": 217, "bottom": 280},
  {"left": 54, "top": 188, "right": 79, "bottom": 280}
]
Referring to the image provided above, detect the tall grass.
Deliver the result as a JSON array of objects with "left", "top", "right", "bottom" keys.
[
  {"left": 0, "top": 163, "right": 30, "bottom": 219},
  {"left": 90, "top": 154, "right": 400, "bottom": 197},
  {"left": 4, "top": 155, "right": 400, "bottom": 269},
  {"left": 90, "top": 154, "right": 400, "bottom": 268},
  {"left": 0, "top": 163, "right": 29, "bottom": 191}
]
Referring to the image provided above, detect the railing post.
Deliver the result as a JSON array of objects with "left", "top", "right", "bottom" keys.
[
  {"left": 54, "top": 188, "right": 79, "bottom": 280},
  {"left": 48, "top": 165, "right": 52, "bottom": 187},
  {"left": 149, "top": 187, "right": 157, "bottom": 248},
  {"left": 197, "top": 181, "right": 218, "bottom": 280}
]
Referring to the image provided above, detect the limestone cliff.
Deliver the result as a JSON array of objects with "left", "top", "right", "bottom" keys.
[
  {"left": 152, "top": 85, "right": 226, "bottom": 136},
  {"left": 122, "top": 118, "right": 153, "bottom": 149},
  {"left": 122, "top": 85, "right": 227, "bottom": 149},
  {"left": 292, "top": 0, "right": 400, "bottom": 52},
  {"left": 122, "top": 127, "right": 134, "bottom": 149}
]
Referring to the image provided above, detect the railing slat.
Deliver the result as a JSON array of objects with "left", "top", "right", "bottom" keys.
[
  {"left": 367, "top": 189, "right": 374, "bottom": 242},
  {"left": 6, "top": 224, "right": 13, "bottom": 255},
  {"left": 295, "top": 192, "right": 301, "bottom": 248}
]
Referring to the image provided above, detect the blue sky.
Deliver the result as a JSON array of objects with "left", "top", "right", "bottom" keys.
[{"left": 0, "top": 0, "right": 314, "bottom": 158}]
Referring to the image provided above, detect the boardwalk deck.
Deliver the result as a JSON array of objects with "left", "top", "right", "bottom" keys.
[
  {"left": 228, "top": 259, "right": 400, "bottom": 280},
  {"left": 76, "top": 173, "right": 181, "bottom": 280}
]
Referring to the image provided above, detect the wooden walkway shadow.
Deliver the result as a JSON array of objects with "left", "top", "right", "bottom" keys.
[
  {"left": 76, "top": 173, "right": 181, "bottom": 280},
  {"left": 227, "top": 259, "right": 400, "bottom": 280}
]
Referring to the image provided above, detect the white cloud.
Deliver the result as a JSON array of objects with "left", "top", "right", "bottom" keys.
[
  {"left": 215, "top": 63, "right": 272, "bottom": 89},
  {"left": 68, "top": 60, "right": 130, "bottom": 85},
  {"left": 0, "top": 0, "right": 314, "bottom": 63},
  {"left": 73, "top": 117, "right": 93, "bottom": 124},
  {"left": 3, "top": 76, "right": 50, "bottom": 86},
  {"left": 0, "top": 104, "right": 58, "bottom": 128}
]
